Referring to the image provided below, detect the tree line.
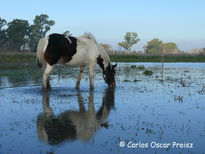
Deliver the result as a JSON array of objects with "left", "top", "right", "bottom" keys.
[
  {"left": 117, "top": 32, "right": 181, "bottom": 54},
  {"left": 0, "top": 14, "right": 55, "bottom": 52},
  {"left": 0, "top": 14, "right": 180, "bottom": 54}
]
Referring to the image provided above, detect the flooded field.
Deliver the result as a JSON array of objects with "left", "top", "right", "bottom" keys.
[{"left": 0, "top": 62, "right": 205, "bottom": 154}]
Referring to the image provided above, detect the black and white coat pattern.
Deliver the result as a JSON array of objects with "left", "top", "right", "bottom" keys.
[
  {"left": 36, "top": 33, "right": 116, "bottom": 90},
  {"left": 37, "top": 88, "right": 115, "bottom": 144}
]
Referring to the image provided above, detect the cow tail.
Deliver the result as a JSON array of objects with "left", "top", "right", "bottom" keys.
[{"left": 36, "top": 37, "right": 48, "bottom": 69}]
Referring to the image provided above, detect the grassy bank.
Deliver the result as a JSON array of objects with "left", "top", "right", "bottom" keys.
[
  {"left": 0, "top": 52, "right": 36, "bottom": 63},
  {"left": 1, "top": 52, "right": 205, "bottom": 63},
  {"left": 109, "top": 54, "right": 205, "bottom": 62}
]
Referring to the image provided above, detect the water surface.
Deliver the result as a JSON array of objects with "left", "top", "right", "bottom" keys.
[{"left": 0, "top": 62, "right": 205, "bottom": 154}]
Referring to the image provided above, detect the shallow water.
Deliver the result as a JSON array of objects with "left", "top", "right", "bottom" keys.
[{"left": 0, "top": 62, "right": 205, "bottom": 154}]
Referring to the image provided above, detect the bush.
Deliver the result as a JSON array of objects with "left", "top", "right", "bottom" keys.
[
  {"left": 138, "top": 65, "right": 145, "bottom": 69},
  {"left": 131, "top": 65, "right": 136, "bottom": 69},
  {"left": 143, "top": 70, "right": 153, "bottom": 75}
]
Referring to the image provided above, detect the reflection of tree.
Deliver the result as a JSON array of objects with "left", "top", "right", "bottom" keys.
[
  {"left": 0, "top": 66, "right": 42, "bottom": 88},
  {"left": 122, "top": 66, "right": 140, "bottom": 80},
  {"left": 37, "top": 88, "right": 115, "bottom": 145}
]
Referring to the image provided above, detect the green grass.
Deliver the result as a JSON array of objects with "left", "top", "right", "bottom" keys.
[
  {"left": 0, "top": 52, "right": 35, "bottom": 63},
  {"left": 1, "top": 52, "right": 205, "bottom": 63},
  {"left": 109, "top": 54, "right": 205, "bottom": 62}
]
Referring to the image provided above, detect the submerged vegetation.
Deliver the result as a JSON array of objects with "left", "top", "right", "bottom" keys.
[
  {"left": 131, "top": 65, "right": 145, "bottom": 69},
  {"left": 138, "top": 65, "right": 145, "bottom": 69},
  {"left": 131, "top": 65, "right": 137, "bottom": 69},
  {"left": 143, "top": 70, "right": 153, "bottom": 76}
]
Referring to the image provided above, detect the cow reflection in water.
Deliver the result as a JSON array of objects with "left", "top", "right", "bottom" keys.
[{"left": 37, "top": 88, "right": 115, "bottom": 145}]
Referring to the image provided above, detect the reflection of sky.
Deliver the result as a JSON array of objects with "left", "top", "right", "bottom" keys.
[
  {"left": 0, "top": 63, "right": 205, "bottom": 153},
  {"left": 1, "top": 0, "right": 205, "bottom": 51},
  {"left": 0, "top": 77, "right": 11, "bottom": 88}
]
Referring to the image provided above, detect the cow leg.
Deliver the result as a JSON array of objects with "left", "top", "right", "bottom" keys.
[
  {"left": 88, "top": 90, "right": 95, "bottom": 113},
  {"left": 89, "top": 63, "right": 96, "bottom": 90},
  {"left": 42, "top": 92, "right": 54, "bottom": 117},
  {"left": 75, "top": 66, "right": 85, "bottom": 89},
  {"left": 43, "top": 64, "right": 54, "bottom": 90},
  {"left": 77, "top": 92, "right": 86, "bottom": 113}
]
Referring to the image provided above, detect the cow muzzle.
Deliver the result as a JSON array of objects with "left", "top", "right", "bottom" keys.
[{"left": 110, "top": 82, "right": 116, "bottom": 87}]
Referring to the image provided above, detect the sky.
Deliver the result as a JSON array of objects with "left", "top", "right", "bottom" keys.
[{"left": 0, "top": 0, "right": 205, "bottom": 51}]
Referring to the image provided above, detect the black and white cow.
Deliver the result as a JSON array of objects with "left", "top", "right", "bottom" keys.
[
  {"left": 36, "top": 33, "right": 117, "bottom": 90},
  {"left": 37, "top": 88, "right": 115, "bottom": 144}
]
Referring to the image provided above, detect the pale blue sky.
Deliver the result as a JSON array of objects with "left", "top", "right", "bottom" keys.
[{"left": 1, "top": 0, "right": 205, "bottom": 51}]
